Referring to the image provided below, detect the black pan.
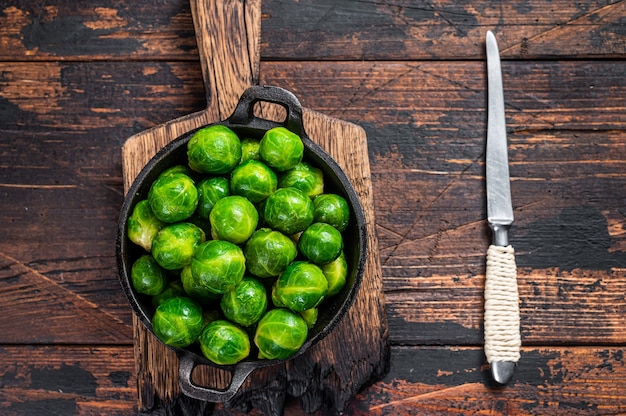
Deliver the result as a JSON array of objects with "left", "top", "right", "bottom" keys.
[{"left": 116, "top": 85, "right": 367, "bottom": 402}]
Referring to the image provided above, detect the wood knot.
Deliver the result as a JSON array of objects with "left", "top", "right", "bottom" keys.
[{"left": 520, "top": 38, "right": 529, "bottom": 57}]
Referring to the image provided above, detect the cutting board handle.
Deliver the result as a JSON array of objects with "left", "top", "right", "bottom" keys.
[
  {"left": 228, "top": 85, "right": 306, "bottom": 136},
  {"left": 190, "top": 0, "right": 261, "bottom": 120}
]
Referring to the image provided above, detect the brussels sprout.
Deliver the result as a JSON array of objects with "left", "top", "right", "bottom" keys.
[
  {"left": 259, "top": 127, "right": 304, "bottom": 172},
  {"left": 320, "top": 251, "right": 348, "bottom": 296},
  {"left": 148, "top": 173, "right": 199, "bottom": 223},
  {"left": 299, "top": 308, "right": 318, "bottom": 329},
  {"left": 152, "top": 296, "right": 204, "bottom": 348},
  {"left": 127, "top": 200, "right": 164, "bottom": 251},
  {"left": 152, "top": 280, "right": 185, "bottom": 308},
  {"left": 220, "top": 277, "right": 268, "bottom": 327},
  {"left": 241, "top": 138, "right": 261, "bottom": 162},
  {"left": 230, "top": 160, "right": 277, "bottom": 203},
  {"left": 254, "top": 308, "right": 308, "bottom": 360},
  {"left": 190, "top": 240, "right": 246, "bottom": 294},
  {"left": 151, "top": 222, "right": 205, "bottom": 270},
  {"left": 181, "top": 265, "right": 220, "bottom": 304},
  {"left": 187, "top": 125, "right": 242, "bottom": 174},
  {"left": 199, "top": 320, "right": 250, "bottom": 365},
  {"left": 297, "top": 222, "right": 343, "bottom": 265},
  {"left": 275, "top": 261, "right": 328, "bottom": 312},
  {"left": 209, "top": 195, "right": 259, "bottom": 244},
  {"left": 196, "top": 177, "right": 230, "bottom": 219},
  {"left": 244, "top": 228, "right": 297, "bottom": 278},
  {"left": 263, "top": 188, "right": 314, "bottom": 235},
  {"left": 313, "top": 193, "right": 350, "bottom": 232},
  {"left": 131, "top": 254, "right": 168, "bottom": 296},
  {"left": 278, "top": 162, "right": 324, "bottom": 198}
]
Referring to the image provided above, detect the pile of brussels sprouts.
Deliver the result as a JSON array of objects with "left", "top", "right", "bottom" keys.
[{"left": 127, "top": 124, "right": 352, "bottom": 365}]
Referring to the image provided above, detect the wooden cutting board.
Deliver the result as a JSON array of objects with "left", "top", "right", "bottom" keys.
[{"left": 120, "top": 1, "right": 388, "bottom": 414}]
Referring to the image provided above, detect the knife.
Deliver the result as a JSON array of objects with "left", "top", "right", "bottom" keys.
[{"left": 484, "top": 30, "right": 521, "bottom": 385}]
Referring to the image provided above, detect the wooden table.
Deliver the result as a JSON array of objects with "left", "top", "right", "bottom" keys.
[{"left": 1, "top": 1, "right": 625, "bottom": 414}]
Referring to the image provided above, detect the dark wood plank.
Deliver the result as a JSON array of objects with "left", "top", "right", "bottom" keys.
[
  {"left": 0, "top": 0, "right": 197, "bottom": 61},
  {"left": 1, "top": 1, "right": 625, "bottom": 62},
  {"left": 262, "top": 0, "right": 626, "bottom": 60},
  {"left": 2, "top": 345, "right": 625, "bottom": 415},
  {"left": 0, "top": 61, "right": 206, "bottom": 343},
  {"left": 0, "top": 252, "right": 132, "bottom": 344},
  {"left": 0, "top": 346, "right": 137, "bottom": 416},
  {"left": 349, "top": 346, "right": 626, "bottom": 416}
]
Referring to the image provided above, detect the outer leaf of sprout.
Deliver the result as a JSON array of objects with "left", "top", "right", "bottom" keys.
[
  {"left": 151, "top": 223, "right": 206, "bottom": 270},
  {"left": 199, "top": 320, "right": 250, "bottom": 365},
  {"left": 127, "top": 200, "right": 164, "bottom": 251},
  {"left": 187, "top": 125, "right": 242, "bottom": 174},
  {"left": 254, "top": 308, "right": 308, "bottom": 360},
  {"left": 152, "top": 297, "right": 204, "bottom": 348},
  {"left": 244, "top": 228, "right": 297, "bottom": 278}
]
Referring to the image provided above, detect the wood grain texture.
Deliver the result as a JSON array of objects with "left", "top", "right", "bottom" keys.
[
  {"left": 0, "top": 346, "right": 137, "bottom": 416},
  {"left": 1, "top": 0, "right": 626, "bottom": 413},
  {"left": 1, "top": 346, "right": 625, "bottom": 415},
  {"left": 2, "top": 1, "right": 626, "bottom": 61},
  {"left": 261, "top": 0, "right": 626, "bottom": 60}
]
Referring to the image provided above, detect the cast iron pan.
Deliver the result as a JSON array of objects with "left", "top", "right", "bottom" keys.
[{"left": 117, "top": 85, "right": 367, "bottom": 402}]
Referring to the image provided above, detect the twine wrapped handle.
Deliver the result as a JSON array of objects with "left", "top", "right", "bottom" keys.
[{"left": 484, "top": 244, "right": 521, "bottom": 364}]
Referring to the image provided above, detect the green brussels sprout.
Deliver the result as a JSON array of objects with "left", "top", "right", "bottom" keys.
[
  {"left": 313, "top": 193, "right": 350, "bottom": 232},
  {"left": 148, "top": 173, "right": 199, "bottom": 223},
  {"left": 278, "top": 162, "right": 324, "bottom": 198},
  {"left": 187, "top": 125, "right": 242, "bottom": 174},
  {"left": 181, "top": 265, "right": 220, "bottom": 304},
  {"left": 244, "top": 228, "right": 297, "bottom": 278},
  {"left": 220, "top": 277, "right": 268, "bottom": 327},
  {"left": 299, "top": 308, "right": 318, "bottom": 329},
  {"left": 209, "top": 195, "right": 259, "bottom": 244},
  {"left": 297, "top": 222, "right": 344, "bottom": 265},
  {"left": 151, "top": 223, "right": 205, "bottom": 270},
  {"left": 241, "top": 138, "right": 261, "bottom": 162},
  {"left": 196, "top": 177, "right": 230, "bottom": 219},
  {"left": 152, "top": 296, "right": 204, "bottom": 348},
  {"left": 131, "top": 254, "right": 168, "bottom": 296},
  {"left": 230, "top": 160, "right": 277, "bottom": 203},
  {"left": 127, "top": 200, "right": 164, "bottom": 251},
  {"left": 320, "top": 251, "right": 348, "bottom": 296},
  {"left": 199, "top": 320, "right": 250, "bottom": 365},
  {"left": 254, "top": 308, "right": 308, "bottom": 360},
  {"left": 263, "top": 188, "right": 314, "bottom": 235},
  {"left": 190, "top": 240, "right": 246, "bottom": 294},
  {"left": 275, "top": 261, "right": 328, "bottom": 312},
  {"left": 152, "top": 280, "right": 185, "bottom": 308},
  {"left": 259, "top": 127, "right": 304, "bottom": 172}
]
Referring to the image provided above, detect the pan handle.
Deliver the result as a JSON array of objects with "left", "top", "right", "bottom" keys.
[
  {"left": 178, "top": 352, "right": 256, "bottom": 403},
  {"left": 228, "top": 85, "right": 306, "bottom": 137}
]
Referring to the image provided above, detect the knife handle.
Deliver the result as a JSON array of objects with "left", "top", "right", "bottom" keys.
[{"left": 484, "top": 244, "right": 521, "bottom": 364}]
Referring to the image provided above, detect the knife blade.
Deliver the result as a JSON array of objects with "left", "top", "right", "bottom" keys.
[{"left": 484, "top": 30, "right": 520, "bottom": 385}]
